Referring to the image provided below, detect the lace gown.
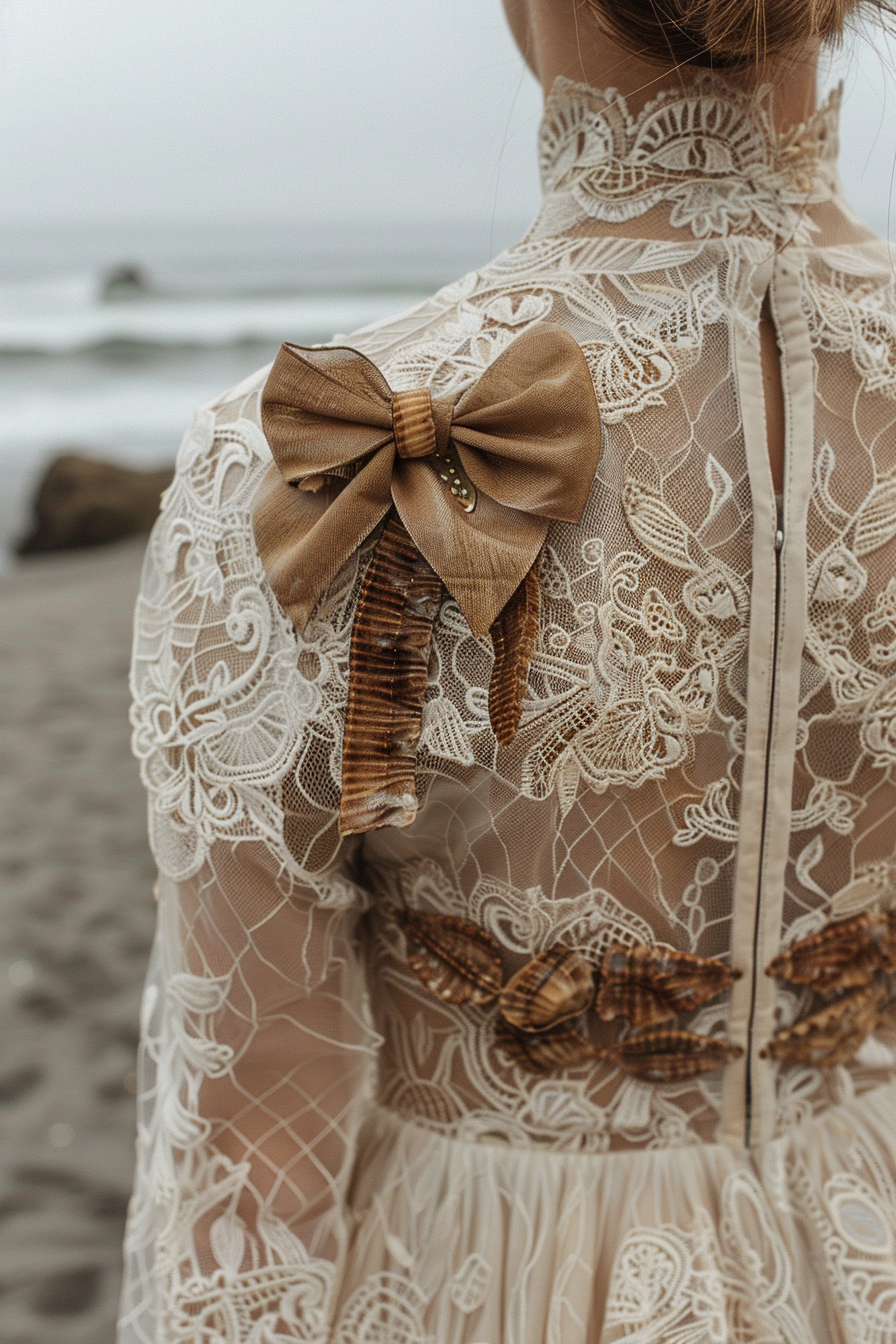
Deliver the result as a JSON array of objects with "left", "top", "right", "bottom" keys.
[{"left": 119, "top": 76, "right": 896, "bottom": 1344}]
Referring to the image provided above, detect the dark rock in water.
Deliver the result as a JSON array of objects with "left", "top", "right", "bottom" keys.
[
  {"left": 101, "top": 263, "right": 150, "bottom": 298},
  {"left": 17, "top": 453, "right": 174, "bottom": 555}
]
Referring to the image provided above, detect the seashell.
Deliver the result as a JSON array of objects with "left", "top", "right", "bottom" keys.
[
  {"left": 765, "top": 913, "right": 890, "bottom": 993},
  {"left": 488, "top": 565, "right": 540, "bottom": 746},
  {"left": 884, "top": 909, "right": 896, "bottom": 972},
  {"left": 499, "top": 944, "right": 595, "bottom": 1032},
  {"left": 400, "top": 910, "right": 503, "bottom": 1006},
  {"left": 339, "top": 515, "right": 443, "bottom": 835},
  {"left": 494, "top": 1017, "right": 595, "bottom": 1073},
  {"left": 760, "top": 985, "right": 882, "bottom": 1067},
  {"left": 600, "top": 1029, "right": 743, "bottom": 1083},
  {"left": 596, "top": 944, "right": 740, "bottom": 1028}
]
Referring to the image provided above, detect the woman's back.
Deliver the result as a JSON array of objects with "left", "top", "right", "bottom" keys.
[{"left": 121, "top": 53, "right": 896, "bottom": 1344}]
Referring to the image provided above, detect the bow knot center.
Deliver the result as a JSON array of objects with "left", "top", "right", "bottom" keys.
[{"left": 392, "top": 389, "right": 437, "bottom": 459}]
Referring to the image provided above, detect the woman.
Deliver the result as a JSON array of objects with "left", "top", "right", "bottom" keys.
[{"left": 119, "top": 1, "right": 896, "bottom": 1340}]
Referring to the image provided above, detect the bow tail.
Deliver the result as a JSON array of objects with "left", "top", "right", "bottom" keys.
[
  {"left": 488, "top": 564, "right": 541, "bottom": 746},
  {"left": 339, "top": 520, "right": 542, "bottom": 834},
  {"left": 338, "top": 514, "right": 442, "bottom": 836}
]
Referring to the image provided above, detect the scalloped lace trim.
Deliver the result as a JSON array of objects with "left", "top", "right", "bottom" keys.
[{"left": 538, "top": 74, "right": 842, "bottom": 240}]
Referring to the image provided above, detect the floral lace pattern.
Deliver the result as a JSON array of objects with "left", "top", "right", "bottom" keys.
[
  {"left": 537, "top": 75, "right": 841, "bottom": 242},
  {"left": 120, "top": 75, "right": 896, "bottom": 1344}
]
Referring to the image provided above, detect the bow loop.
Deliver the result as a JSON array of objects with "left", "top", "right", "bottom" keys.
[{"left": 256, "top": 322, "right": 602, "bottom": 637}]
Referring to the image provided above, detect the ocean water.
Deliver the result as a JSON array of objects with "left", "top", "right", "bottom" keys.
[{"left": 0, "top": 219, "right": 527, "bottom": 556}]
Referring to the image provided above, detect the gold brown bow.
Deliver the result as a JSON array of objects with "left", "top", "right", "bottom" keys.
[{"left": 253, "top": 322, "right": 603, "bottom": 835}]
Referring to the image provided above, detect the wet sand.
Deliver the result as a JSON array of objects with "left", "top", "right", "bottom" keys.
[{"left": 0, "top": 540, "right": 156, "bottom": 1344}]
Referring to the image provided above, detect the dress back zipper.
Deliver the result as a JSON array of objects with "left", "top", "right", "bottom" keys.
[{"left": 744, "top": 499, "right": 785, "bottom": 1145}]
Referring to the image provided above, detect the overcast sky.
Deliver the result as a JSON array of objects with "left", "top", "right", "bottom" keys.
[{"left": 2, "top": 0, "right": 896, "bottom": 235}]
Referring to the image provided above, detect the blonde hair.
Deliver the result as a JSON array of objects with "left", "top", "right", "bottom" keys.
[{"left": 583, "top": 0, "right": 891, "bottom": 68}]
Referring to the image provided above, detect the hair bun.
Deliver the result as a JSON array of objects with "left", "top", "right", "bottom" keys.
[{"left": 586, "top": 0, "right": 876, "bottom": 68}]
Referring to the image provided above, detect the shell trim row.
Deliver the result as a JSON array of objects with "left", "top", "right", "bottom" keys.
[{"left": 398, "top": 909, "right": 742, "bottom": 1081}]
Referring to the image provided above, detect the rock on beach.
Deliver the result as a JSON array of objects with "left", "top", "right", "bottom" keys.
[
  {"left": 16, "top": 454, "right": 174, "bottom": 556},
  {"left": 0, "top": 540, "right": 156, "bottom": 1344}
]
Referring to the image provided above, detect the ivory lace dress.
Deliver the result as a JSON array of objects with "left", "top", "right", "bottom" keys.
[{"left": 120, "top": 76, "right": 896, "bottom": 1344}]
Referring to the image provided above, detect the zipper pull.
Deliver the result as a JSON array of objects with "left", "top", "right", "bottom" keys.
[{"left": 774, "top": 496, "right": 784, "bottom": 553}]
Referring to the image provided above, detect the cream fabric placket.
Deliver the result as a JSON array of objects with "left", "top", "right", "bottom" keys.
[{"left": 722, "top": 251, "right": 816, "bottom": 1149}]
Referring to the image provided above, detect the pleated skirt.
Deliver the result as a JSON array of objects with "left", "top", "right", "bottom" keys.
[{"left": 335, "top": 1082, "right": 896, "bottom": 1343}]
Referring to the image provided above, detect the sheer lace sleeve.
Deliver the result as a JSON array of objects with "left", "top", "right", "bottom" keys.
[{"left": 119, "top": 389, "right": 379, "bottom": 1344}]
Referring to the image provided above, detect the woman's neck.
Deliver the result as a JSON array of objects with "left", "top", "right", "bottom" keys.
[{"left": 502, "top": 0, "right": 819, "bottom": 127}]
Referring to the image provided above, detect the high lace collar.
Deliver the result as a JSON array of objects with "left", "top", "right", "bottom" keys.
[{"left": 537, "top": 74, "right": 842, "bottom": 242}]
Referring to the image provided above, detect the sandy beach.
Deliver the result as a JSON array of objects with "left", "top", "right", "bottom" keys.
[{"left": 0, "top": 540, "right": 155, "bottom": 1344}]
